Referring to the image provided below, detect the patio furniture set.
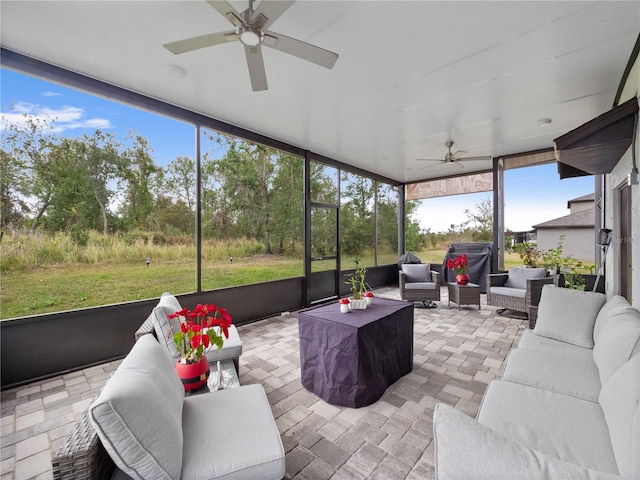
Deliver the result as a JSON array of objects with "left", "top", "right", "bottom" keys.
[
  {"left": 51, "top": 293, "right": 286, "bottom": 480},
  {"left": 434, "top": 285, "right": 640, "bottom": 478}
]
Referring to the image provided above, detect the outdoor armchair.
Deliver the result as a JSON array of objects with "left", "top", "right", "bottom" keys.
[
  {"left": 399, "top": 263, "right": 440, "bottom": 308},
  {"left": 487, "top": 267, "right": 556, "bottom": 318}
]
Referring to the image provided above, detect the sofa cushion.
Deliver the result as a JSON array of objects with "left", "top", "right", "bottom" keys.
[
  {"left": 90, "top": 335, "right": 185, "bottom": 480},
  {"left": 181, "top": 384, "right": 285, "bottom": 480},
  {"left": 204, "top": 325, "right": 243, "bottom": 363},
  {"left": 593, "top": 306, "right": 640, "bottom": 385},
  {"left": 433, "top": 404, "right": 620, "bottom": 480},
  {"left": 517, "top": 330, "right": 594, "bottom": 363},
  {"left": 504, "top": 267, "right": 547, "bottom": 289},
  {"left": 533, "top": 285, "right": 606, "bottom": 348},
  {"left": 478, "top": 380, "right": 619, "bottom": 474},
  {"left": 146, "top": 292, "right": 183, "bottom": 359},
  {"left": 599, "top": 354, "right": 640, "bottom": 479},
  {"left": 401, "top": 263, "right": 431, "bottom": 283},
  {"left": 594, "top": 295, "right": 635, "bottom": 343},
  {"left": 502, "top": 349, "right": 601, "bottom": 402}
]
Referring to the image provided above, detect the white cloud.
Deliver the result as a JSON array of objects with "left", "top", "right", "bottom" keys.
[
  {"left": 0, "top": 102, "right": 112, "bottom": 133},
  {"left": 41, "top": 91, "right": 62, "bottom": 97}
]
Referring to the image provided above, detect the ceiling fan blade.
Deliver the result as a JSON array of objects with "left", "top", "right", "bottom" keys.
[
  {"left": 163, "top": 31, "right": 236, "bottom": 54},
  {"left": 245, "top": 44, "right": 268, "bottom": 91},
  {"left": 251, "top": 1, "right": 295, "bottom": 30},
  {"left": 263, "top": 30, "right": 338, "bottom": 69},
  {"left": 206, "top": 1, "right": 243, "bottom": 27},
  {"left": 456, "top": 156, "right": 493, "bottom": 162},
  {"left": 415, "top": 158, "right": 444, "bottom": 162}
]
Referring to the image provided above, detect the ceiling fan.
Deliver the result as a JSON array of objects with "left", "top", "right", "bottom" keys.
[
  {"left": 416, "top": 140, "right": 492, "bottom": 168},
  {"left": 163, "top": 0, "right": 339, "bottom": 92}
]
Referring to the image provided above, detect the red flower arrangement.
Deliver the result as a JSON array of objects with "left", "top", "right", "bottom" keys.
[
  {"left": 168, "top": 304, "right": 232, "bottom": 364},
  {"left": 447, "top": 254, "right": 469, "bottom": 275}
]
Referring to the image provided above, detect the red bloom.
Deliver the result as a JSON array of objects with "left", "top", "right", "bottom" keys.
[
  {"left": 171, "top": 303, "right": 233, "bottom": 363},
  {"left": 168, "top": 308, "right": 189, "bottom": 320},
  {"left": 447, "top": 254, "right": 469, "bottom": 274}
]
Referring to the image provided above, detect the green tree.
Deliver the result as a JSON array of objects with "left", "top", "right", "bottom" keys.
[
  {"left": 165, "top": 156, "right": 196, "bottom": 211},
  {"left": 118, "top": 132, "right": 160, "bottom": 230},
  {"left": 0, "top": 148, "right": 29, "bottom": 231},
  {"left": 464, "top": 196, "right": 493, "bottom": 241}
]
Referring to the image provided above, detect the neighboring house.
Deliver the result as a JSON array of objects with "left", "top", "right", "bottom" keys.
[{"left": 533, "top": 193, "right": 595, "bottom": 263}]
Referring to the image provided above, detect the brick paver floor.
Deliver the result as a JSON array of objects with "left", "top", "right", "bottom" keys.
[{"left": 1, "top": 286, "right": 527, "bottom": 479}]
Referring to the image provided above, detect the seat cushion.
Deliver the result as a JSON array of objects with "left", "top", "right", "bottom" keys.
[
  {"left": 433, "top": 404, "right": 619, "bottom": 480},
  {"left": 478, "top": 380, "right": 619, "bottom": 475},
  {"left": 502, "top": 349, "right": 601, "bottom": 402},
  {"left": 504, "top": 267, "right": 547, "bottom": 289},
  {"left": 593, "top": 306, "right": 640, "bottom": 385},
  {"left": 517, "top": 330, "right": 594, "bottom": 363},
  {"left": 90, "top": 335, "right": 185, "bottom": 480},
  {"left": 490, "top": 286, "right": 526, "bottom": 298},
  {"left": 533, "top": 285, "right": 606, "bottom": 348},
  {"left": 599, "top": 354, "right": 640, "bottom": 479},
  {"left": 401, "top": 263, "right": 431, "bottom": 282},
  {"left": 204, "top": 325, "right": 243, "bottom": 363},
  {"left": 181, "top": 384, "right": 285, "bottom": 480},
  {"left": 405, "top": 282, "right": 437, "bottom": 290}
]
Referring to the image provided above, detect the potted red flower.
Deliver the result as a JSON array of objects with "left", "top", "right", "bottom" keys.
[
  {"left": 168, "top": 304, "right": 232, "bottom": 390},
  {"left": 339, "top": 297, "right": 350, "bottom": 313},
  {"left": 447, "top": 254, "right": 470, "bottom": 285}
]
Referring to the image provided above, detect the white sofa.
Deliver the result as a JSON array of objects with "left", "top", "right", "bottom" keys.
[
  {"left": 135, "top": 292, "right": 243, "bottom": 372},
  {"left": 434, "top": 285, "right": 640, "bottom": 479}
]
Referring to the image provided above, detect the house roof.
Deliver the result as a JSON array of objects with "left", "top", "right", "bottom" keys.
[
  {"left": 567, "top": 192, "right": 595, "bottom": 208},
  {"left": 533, "top": 206, "right": 595, "bottom": 229}
]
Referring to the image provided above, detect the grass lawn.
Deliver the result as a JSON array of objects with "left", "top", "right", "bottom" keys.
[{"left": 1, "top": 249, "right": 586, "bottom": 320}]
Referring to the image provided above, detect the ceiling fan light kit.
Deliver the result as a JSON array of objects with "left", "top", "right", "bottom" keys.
[{"left": 163, "top": 0, "right": 339, "bottom": 91}]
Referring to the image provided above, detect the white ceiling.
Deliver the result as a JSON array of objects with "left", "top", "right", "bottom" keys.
[{"left": 1, "top": 1, "right": 639, "bottom": 183}]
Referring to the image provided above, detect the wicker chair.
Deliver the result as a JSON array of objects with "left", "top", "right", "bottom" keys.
[
  {"left": 399, "top": 263, "right": 441, "bottom": 308},
  {"left": 487, "top": 267, "right": 556, "bottom": 319}
]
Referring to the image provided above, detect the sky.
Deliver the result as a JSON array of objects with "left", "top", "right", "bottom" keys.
[{"left": 1, "top": 68, "right": 594, "bottom": 233}]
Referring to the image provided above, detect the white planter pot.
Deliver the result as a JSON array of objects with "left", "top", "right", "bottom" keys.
[{"left": 349, "top": 298, "right": 368, "bottom": 310}]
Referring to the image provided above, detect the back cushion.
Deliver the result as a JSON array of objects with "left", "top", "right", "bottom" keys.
[
  {"left": 599, "top": 354, "right": 640, "bottom": 479},
  {"left": 593, "top": 307, "right": 640, "bottom": 385},
  {"left": 147, "top": 293, "right": 182, "bottom": 359},
  {"left": 90, "top": 335, "right": 184, "bottom": 479},
  {"left": 594, "top": 295, "right": 634, "bottom": 343},
  {"left": 402, "top": 263, "right": 431, "bottom": 283},
  {"left": 504, "top": 267, "right": 547, "bottom": 289},
  {"left": 533, "top": 285, "right": 606, "bottom": 348}
]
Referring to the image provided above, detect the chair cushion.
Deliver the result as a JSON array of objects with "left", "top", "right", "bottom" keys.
[
  {"left": 181, "top": 384, "right": 285, "bottom": 480},
  {"left": 146, "top": 293, "right": 183, "bottom": 359},
  {"left": 401, "top": 263, "right": 431, "bottom": 282},
  {"left": 504, "top": 267, "right": 547, "bottom": 289},
  {"left": 533, "top": 285, "right": 606, "bottom": 348},
  {"left": 405, "top": 282, "right": 437, "bottom": 290},
  {"left": 599, "top": 354, "right": 640, "bottom": 479},
  {"left": 489, "top": 286, "right": 526, "bottom": 298},
  {"left": 90, "top": 335, "right": 185, "bottom": 480},
  {"left": 517, "top": 330, "right": 594, "bottom": 363},
  {"left": 593, "top": 307, "right": 640, "bottom": 385}
]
